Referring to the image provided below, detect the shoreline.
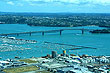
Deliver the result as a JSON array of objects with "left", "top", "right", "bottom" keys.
[{"left": 1, "top": 51, "right": 110, "bottom": 73}]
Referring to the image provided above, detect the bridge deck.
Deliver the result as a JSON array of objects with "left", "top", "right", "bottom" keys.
[{"left": 0, "top": 28, "right": 93, "bottom": 36}]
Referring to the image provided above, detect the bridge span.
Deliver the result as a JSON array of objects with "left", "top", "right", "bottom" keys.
[{"left": 0, "top": 28, "right": 92, "bottom": 36}]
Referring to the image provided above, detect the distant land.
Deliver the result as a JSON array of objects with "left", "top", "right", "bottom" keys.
[{"left": 0, "top": 12, "right": 110, "bottom": 27}]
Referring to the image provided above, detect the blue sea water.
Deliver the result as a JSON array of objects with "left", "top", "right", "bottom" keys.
[{"left": 0, "top": 24, "right": 110, "bottom": 60}]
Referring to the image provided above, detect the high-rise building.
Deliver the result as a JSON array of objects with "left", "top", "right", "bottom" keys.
[
  {"left": 52, "top": 51, "right": 57, "bottom": 58},
  {"left": 63, "top": 50, "right": 66, "bottom": 56}
]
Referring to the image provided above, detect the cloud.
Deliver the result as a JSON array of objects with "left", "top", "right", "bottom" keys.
[
  {"left": 7, "top": 1, "right": 14, "bottom": 5},
  {"left": 81, "top": 0, "right": 110, "bottom": 5},
  {"left": 17, "top": 3, "right": 23, "bottom": 6},
  {"left": 24, "top": 0, "right": 80, "bottom": 4},
  {"left": 4, "top": 0, "right": 24, "bottom": 6},
  {"left": 23, "top": 0, "right": 110, "bottom": 6},
  {"left": 2, "top": 0, "right": 110, "bottom": 6}
]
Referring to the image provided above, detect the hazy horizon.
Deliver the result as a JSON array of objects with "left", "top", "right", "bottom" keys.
[{"left": 1, "top": 11, "right": 110, "bottom": 14}]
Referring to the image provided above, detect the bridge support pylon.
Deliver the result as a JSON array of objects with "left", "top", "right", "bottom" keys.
[
  {"left": 81, "top": 29, "right": 84, "bottom": 34},
  {"left": 29, "top": 33, "right": 31, "bottom": 36},
  {"left": 60, "top": 30, "right": 63, "bottom": 35},
  {"left": 17, "top": 34, "right": 19, "bottom": 36},
  {"left": 42, "top": 32, "right": 44, "bottom": 36}
]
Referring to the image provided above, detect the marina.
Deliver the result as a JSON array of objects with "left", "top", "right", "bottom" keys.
[{"left": 0, "top": 36, "right": 37, "bottom": 45}]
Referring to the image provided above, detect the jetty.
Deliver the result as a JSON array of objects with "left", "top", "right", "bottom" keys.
[
  {"left": 0, "top": 28, "right": 93, "bottom": 36},
  {"left": 44, "top": 41, "right": 97, "bottom": 50}
]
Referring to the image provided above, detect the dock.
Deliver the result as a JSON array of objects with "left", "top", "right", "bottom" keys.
[{"left": 44, "top": 41, "right": 97, "bottom": 50}]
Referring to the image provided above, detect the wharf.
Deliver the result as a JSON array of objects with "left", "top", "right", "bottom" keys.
[{"left": 44, "top": 41, "right": 97, "bottom": 50}]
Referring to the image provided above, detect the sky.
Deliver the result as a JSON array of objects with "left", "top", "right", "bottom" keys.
[{"left": 0, "top": 0, "right": 110, "bottom": 13}]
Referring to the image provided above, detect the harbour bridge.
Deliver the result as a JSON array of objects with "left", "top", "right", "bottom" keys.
[{"left": 0, "top": 28, "right": 94, "bottom": 36}]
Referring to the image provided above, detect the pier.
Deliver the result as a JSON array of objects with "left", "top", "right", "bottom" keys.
[
  {"left": 44, "top": 41, "right": 97, "bottom": 50},
  {"left": 0, "top": 28, "right": 92, "bottom": 36}
]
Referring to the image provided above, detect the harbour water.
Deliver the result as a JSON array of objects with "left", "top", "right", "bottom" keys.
[{"left": 0, "top": 24, "right": 110, "bottom": 60}]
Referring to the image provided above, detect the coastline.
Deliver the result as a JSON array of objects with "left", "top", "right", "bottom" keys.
[{"left": 1, "top": 51, "right": 110, "bottom": 73}]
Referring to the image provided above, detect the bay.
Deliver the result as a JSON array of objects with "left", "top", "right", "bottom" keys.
[{"left": 0, "top": 24, "right": 109, "bottom": 60}]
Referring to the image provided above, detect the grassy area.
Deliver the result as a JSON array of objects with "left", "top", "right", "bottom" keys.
[
  {"left": 3, "top": 66, "right": 39, "bottom": 73},
  {"left": 19, "top": 59, "right": 38, "bottom": 63}
]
